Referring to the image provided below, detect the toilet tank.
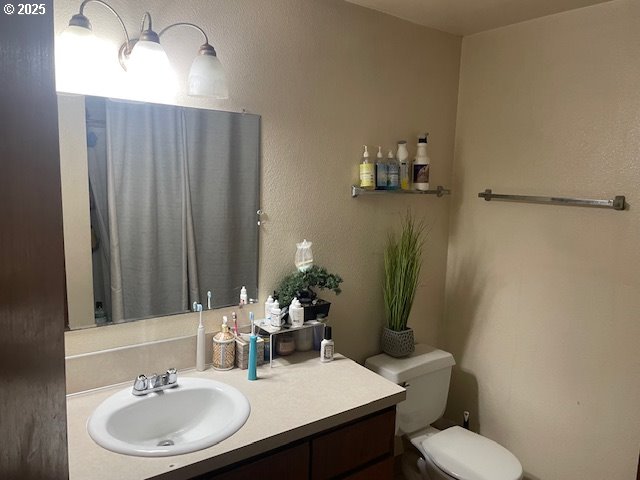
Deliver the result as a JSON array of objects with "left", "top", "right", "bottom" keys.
[{"left": 365, "top": 344, "right": 455, "bottom": 434}]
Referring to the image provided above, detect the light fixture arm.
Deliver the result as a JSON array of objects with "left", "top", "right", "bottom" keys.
[
  {"left": 139, "top": 11, "right": 153, "bottom": 34},
  {"left": 77, "top": 0, "right": 131, "bottom": 47},
  {"left": 158, "top": 22, "right": 215, "bottom": 55}
]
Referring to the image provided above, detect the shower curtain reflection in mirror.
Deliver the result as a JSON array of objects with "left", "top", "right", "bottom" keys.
[{"left": 85, "top": 97, "right": 259, "bottom": 323}]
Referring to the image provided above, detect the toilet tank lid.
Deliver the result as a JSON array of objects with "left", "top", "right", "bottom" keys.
[
  {"left": 422, "top": 426, "right": 523, "bottom": 480},
  {"left": 364, "top": 344, "right": 455, "bottom": 384}
]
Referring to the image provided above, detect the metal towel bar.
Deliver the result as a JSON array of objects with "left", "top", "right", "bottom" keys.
[{"left": 478, "top": 189, "right": 626, "bottom": 211}]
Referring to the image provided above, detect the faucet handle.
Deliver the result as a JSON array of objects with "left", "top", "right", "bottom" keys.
[
  {"left": 133, "top": 374, "right": 148, "bottom": 392},
  {"left": 166, "top": 368, "right": 177, "bottom": 385}
]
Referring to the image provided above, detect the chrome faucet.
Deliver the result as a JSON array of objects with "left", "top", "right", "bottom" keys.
[{"left": 132, "top": 368, "right": 178, "bottom": 396}]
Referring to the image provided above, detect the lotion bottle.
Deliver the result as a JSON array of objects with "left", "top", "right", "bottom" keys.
[
  {"left": 320, "top": 326, "right": 334, "bottom": 362},
  {"left": 359, "top": 145, "right": 374, "bottom": 190}
]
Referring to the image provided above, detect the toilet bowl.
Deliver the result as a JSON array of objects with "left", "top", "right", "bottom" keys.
[{"left": 365, "top": 344, "right": 523, "bottom": 480}]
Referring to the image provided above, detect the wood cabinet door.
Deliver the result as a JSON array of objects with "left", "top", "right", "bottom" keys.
[
  {"left": 311, "top": 408, "right": 395, "bottom": 480},
  {"left": 203, "top": 442, "right": 309, "bottom": 480},
  {"left": 341, "top": 457, "right": 394, "bottom": 480}
]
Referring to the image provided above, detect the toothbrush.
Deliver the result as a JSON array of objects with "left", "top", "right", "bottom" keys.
[
  {"left": 250, "top": 311, "right": 255, "bottom": 336},
  {"left": 207, "top": 291, "right": 212, "bottom": 310},
  {"left": 248, "top": 312, "right": 257, "bottom": 381},
  {"left": 195, "top": 303, "right": 205, "bottom": 371},
  {"left": 232, "top": 311, "right": 238, "bottom": 335}
]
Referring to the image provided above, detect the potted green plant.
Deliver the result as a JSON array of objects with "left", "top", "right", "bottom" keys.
[
  {"left": 382, "top": 213, "right": 425, "bottom": 357},
  {"left": 275, "top": 265, "right": 343, "bottom": 320}
]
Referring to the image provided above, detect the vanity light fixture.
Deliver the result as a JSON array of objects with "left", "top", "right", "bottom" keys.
[{"left": 61, "top": 0, "right": 228, "bottom": 99}]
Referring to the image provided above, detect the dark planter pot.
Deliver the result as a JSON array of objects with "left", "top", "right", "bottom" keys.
[
  {"left": 381, "top": 327, "right": 415, "bottom": 358},
  {"left": 302, "top": 300, "right": 331, "bottom": 321}
]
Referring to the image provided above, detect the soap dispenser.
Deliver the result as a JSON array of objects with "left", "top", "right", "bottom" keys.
[
  {"left": 387, "top": 149, "right": 399, "bottom": 190},
  {"left": 359, "top": 145, "right": 374, "bottom": 190},
  {"left": 212, "top": 316, "right": 236, "bottom": 370},
  {"left": 375, "top": 146, "right": 387, "bottom": 190}
]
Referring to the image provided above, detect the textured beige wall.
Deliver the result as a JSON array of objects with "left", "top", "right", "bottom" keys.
[
  {"left": 444, "top": 1, "right": 640, "bottom": 479},
  {"left": 54, "top": 0, "right": 462, "bottom": 360}
]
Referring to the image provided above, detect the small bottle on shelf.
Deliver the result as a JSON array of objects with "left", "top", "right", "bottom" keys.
[
  {"left": 413, "top": 133, "right": 430, "bottom": 191},
  {"left": 375, "top": 146, "right": 387, "bottom": 190},
  {"left": 397, "top": 141, "right": 410, "bottom": 190},
  {"left": 386, "top": 149, "right": 399, "bottom": 190},
  {"left": 359, "top": 145, "right": 375, "bottom": 190},
  {"left": 239, "top": 285, "right": 248, "bottom": 305}
]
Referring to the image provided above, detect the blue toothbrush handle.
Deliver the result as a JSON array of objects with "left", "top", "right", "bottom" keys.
[{"left": 248, "top": 335, "right": 258, "bottom": 381}]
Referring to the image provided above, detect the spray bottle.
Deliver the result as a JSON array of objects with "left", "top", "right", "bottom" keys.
[{"left": 413, "top": 133, "right": 430, "bottom": 191}]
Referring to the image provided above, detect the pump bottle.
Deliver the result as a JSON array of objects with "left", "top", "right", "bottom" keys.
[
  {"left": 359, "top": 145, "right": 375, "bottom": 190},
  {"left": 387, "top": 149, "right": 399, "bottom": 190}
]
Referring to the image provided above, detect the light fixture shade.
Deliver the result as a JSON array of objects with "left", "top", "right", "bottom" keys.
[
  {"left": 56, "top": 24, "right": 97, "bottom": 93},
  {"left": 128, "top": 40, "right": 172, "bottom": 77},
  {"left": 188, "top": 53, "right": 228, "bottom": 99},
  {"left": 127, "top": 39, "right": 177, "bottom": 99}
]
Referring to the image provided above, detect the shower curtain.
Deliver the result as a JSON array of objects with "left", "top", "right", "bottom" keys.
[
  {"left": 87, "top": 98, "right": 259, "bottom": 323},
  {"left": 88, "top": 99, "right": 198, "bottom": 322}
]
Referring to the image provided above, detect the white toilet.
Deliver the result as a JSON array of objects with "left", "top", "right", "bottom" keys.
[{"left": 365, "top": 344, "right": 523, "bottom": 480}]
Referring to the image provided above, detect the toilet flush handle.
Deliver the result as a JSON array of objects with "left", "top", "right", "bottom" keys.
[{"left": 401, "top": 381, "right": 411, "bottom": 389}]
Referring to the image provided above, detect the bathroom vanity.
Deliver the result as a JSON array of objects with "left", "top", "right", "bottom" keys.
[{"left": 66, "top": 352, "right": 405, "bottom": 480}]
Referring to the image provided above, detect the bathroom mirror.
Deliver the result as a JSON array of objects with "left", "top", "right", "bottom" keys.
[{"left": 59, "top": 95, "right": 260, "bottom": 330}]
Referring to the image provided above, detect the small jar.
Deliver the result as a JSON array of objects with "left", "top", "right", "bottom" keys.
[{"left": 276, "top": 333, "right": 295, "bottom": 356}]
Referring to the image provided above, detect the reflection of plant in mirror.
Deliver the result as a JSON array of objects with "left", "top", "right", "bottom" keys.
[
  {"left": 275, "top": 265, "right": 343, "bottom": 308},
  {"left": 383, "top": 213, "right": 426, "bottom": 332}
]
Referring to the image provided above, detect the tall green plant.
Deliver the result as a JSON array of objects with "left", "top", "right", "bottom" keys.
[{"left": 383, "top": 213, "right": 425, "bottom": 331}]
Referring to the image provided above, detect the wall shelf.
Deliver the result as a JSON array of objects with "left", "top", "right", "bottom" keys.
[{"left": 351, "top": 185, "right": 451, "bottom": 198}]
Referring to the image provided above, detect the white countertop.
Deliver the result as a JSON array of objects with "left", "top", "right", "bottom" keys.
[{"left": 66, "top": 351, "right": 406, "bottom": 480}]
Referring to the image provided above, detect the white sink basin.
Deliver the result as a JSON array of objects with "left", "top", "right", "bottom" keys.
[{"left": 87, "top": 377, "right": 250, "bottom": 457}]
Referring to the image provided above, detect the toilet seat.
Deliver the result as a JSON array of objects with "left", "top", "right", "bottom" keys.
[{"left": 421, "top": 427, "right": 522, "bottom": 480}]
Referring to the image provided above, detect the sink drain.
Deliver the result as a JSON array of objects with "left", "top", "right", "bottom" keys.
[{"left": 157, "top": 439, "right": 175, "bottom": 447}]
